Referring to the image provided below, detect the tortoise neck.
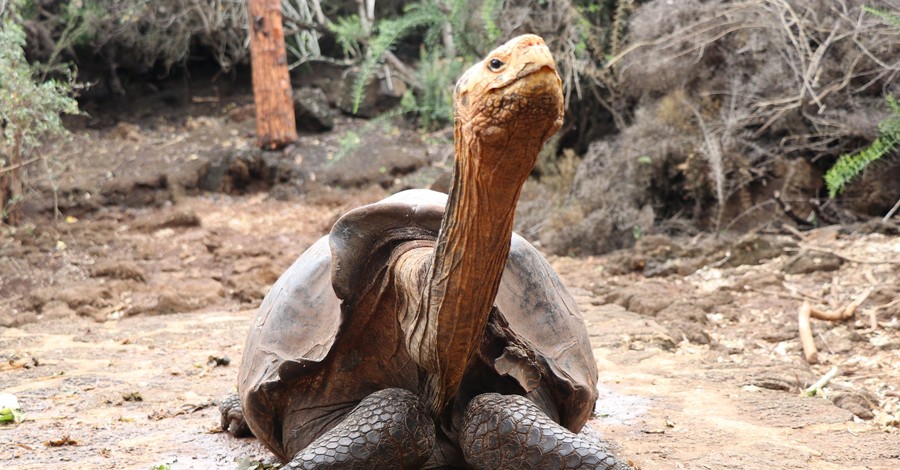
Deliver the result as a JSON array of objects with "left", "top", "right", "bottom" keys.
[{"left": 419, "top": 120, "right": 537, "bottom": 414}]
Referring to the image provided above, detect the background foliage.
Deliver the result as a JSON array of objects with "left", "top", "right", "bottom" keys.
[
  {"left": 8, "top": 0, "right": 900, "bottom": 249},
  {"left": 1, "top": 0, "right": 79, "bottom": 225}
]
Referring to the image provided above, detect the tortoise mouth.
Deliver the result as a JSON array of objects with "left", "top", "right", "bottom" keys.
[
  {"left": 497, "top": 65, "right": 562, "bottom": 97},
  {"left": 515, "top": 63, "right": 557, "bottom": 80}
]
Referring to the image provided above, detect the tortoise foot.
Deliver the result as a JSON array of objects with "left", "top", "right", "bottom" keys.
[
  {"left": 219, "top": 393, "right": 252, "bottom": 437},
  {"left": 460, "top": 393, "right": 632, "bottom": 470},
  {"left": 286, "top": 388, "right": 435, "bottom": 469}
]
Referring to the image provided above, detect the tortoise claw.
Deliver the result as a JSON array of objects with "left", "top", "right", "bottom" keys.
[{"left": 219, "top": 393, "right": 252, "bottom": 438}]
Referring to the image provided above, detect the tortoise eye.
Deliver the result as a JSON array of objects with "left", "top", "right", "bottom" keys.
[{"left": 488, "top": 58, "right": 504, "bottom": 71}]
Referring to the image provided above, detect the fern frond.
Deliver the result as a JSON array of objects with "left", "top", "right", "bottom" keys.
[
  {"left": 328, "top": 15, "right": 366, "bottom": 59},
  {"left": 825, "top": 95, "right": 900, "bottom": 197},
  {"left": 350, "top": 6, "right": 442, "bottom": 114},
  {"left": 481, "top": 0, "right": 502, "bottom": 44},
  {"left": 609, "top": 0, "right": 634, "bottom": 57},
  {"left": 887, "top": 94, "right": 900, "bottom": 115},
  {"left": 863, "top": 5, "right": 900, "bottom": 29}
]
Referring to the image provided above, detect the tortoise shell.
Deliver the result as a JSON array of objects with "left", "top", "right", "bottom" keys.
[{"left": 237, "top": 189, "right": 598, "bottom": 459}]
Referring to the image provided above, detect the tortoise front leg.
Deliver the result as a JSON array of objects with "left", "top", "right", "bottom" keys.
[
  {"left": 219, "top": 393, "right": 252, "bottom": 437},
  {"left": 285, "top": 388, "right": 435, "bottom": 469},
  {"left": 460, "top": 393, "right": 632, "bottom": 470}
]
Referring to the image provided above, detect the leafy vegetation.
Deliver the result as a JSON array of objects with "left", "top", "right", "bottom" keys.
[
  {"left": 23, "top": 0, "right": 248, "bottom": 79},
  {"left": 1, "top": 0, "right": 79, "bottom": 225},
  {"left": 823, "top": 6, "right": 900, "bottom": 198},
  {"left": 0, "top": 393, "right": 24, "bottom": 425},
  {"left": 337, "top": 0, "right": 500, "bottom": 127},
  {"left": 824, "top": 96, "right": 900, "bottom": 198},
  {"left": 6, "top": 0, "right": 898, "bottom": 245}
]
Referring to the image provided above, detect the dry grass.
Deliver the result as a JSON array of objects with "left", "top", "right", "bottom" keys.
[{"left": 523, "top": 0, "right": 900, "bottom": 255}]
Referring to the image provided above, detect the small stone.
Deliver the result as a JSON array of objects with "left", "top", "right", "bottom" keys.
[{"left": 782, "top": 251, "right": 843, "bottom": 274}]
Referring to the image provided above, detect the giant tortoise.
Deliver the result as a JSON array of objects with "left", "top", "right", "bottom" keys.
[{"left": 220, "top": 34, "right": 630, "bottom": 470}]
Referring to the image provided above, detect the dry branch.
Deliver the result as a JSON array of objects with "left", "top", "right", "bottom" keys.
[
  {"left": 884, "top": 198, "right": 900, "bottom": 223},
  {"left": 808, "top": 288, "right": 872, "bottom": 321},
  {"left": 802, "top": 366, "right": 838, "bottom": 397},
  {"left": 798, "top": 302, "right": 818, "bottom": 364},
  {"left": 798, "top": 287, "right": 875, "bottom": 364}
]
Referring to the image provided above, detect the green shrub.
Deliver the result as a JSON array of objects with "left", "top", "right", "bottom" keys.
[
  {"left": 823, "top": 6, "right": 900, "bottom": 199},
  {"left": 29, "top": 0, "right": 248, "bottom": 73},
  {"left": 1, "top": 0, "right": 79, "bottom": 224},
  {"left": 824, "top": 96, "right": 900, "bottom": 198},
  {"left": 336, "top": 0, "right": 499, "bottom": 127}
]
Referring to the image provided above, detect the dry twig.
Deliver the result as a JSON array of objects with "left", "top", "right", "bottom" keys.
[
  {"left": 797, "top": 288, "right": 874, "bottom": 363},
  {"left": 798, "top": 302, "right": 818, "bottom": 364},
  {"left": 802, "top": 366, "right": 839, "bottom": 397},
  {"left": 808, "top": 288, "right": 872, "bottom": 321}
]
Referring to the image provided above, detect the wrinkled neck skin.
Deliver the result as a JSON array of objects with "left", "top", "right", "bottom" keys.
[
  {"left": 411, "top": 116, "right": 548, "bottom": 416},
  {"left": 388, "top": 34, "right": 563, "bottom": 417}
]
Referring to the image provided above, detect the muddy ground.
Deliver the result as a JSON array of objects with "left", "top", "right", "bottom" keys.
[{"left": 1, "top": 92, "right": 899, "bottom": 469}]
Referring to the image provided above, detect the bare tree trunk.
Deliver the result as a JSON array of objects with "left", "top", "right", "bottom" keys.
[
  {"left": 1, "top": 133, "right": 23, "bottom": 225},
  {"left": 0, "top": 166, "right": 10, "bottom": 224},
  {"left": 247, "top": 0, "right": 297, "bottom": 149}
]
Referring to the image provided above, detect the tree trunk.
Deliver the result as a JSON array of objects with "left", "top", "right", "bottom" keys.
[
  {"left": 0, "top": 134, "right": 23, "bottom": 226},
  {"left": 247, "top": 0, "right": 297, "bottom": 149}
]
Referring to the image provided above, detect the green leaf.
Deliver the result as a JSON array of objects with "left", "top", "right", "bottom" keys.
[
  {"left": 351, "top": 5, "right": 443, "bottom": 114},
  {"left": 825, "top": 95, "right": 900, "bottom": 197},
  {"left": 0, "top": 393, "right": 24, "bottom": 425}
]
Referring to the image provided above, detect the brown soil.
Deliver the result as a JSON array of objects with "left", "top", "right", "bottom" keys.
[{"left": 1, "top": 99, "right": 898, "bottom": 469}]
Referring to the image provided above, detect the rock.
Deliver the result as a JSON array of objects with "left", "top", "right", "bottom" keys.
[
  {"left": 99, "top": 172, "right": 170, "bottom": 208},
  {"left": 657, "top": 302, "right": 709, "bottom": 325},
  {"left": 394, "top": 166, "right": 452, "bottom": 193},
  {"left": 782, "top": 250, "right": 844, "bottom": 274},
  {"left": 154, "top": 278, "right": 225, "bottom": 314},
  {"left": 429, "top": 170, "right": 452, "bottom": 193},
  {"left": 183, "top": 116, "right": 217, "bottom": 131},
  {"left": 226, "top": 268, "right": 280, "bottom": 304},
  {"left": 41, "top": 300, "right": 76, "bottom": 320},
  {"left": 89, "top": 261, "right": 146, "bottom": 282},
  {"left": 200, "top": 148, "right": 298, "bottom": 194},
  {"left": 855, "top": 219, "right": 900, "bottom": 236},
  {"left": 726, "top": 235, "right": 790, "bottom": 267},
  {"left": 697, "top": 290, "right": 734, "bottom": 311},
  {"left": 627, "top": 294, "right": 672, "bottom": 316},
  {"left": 842, "top": 160, "right": 900, "bottom": 217},
  {"left": 225, "top": 104, "right": 256, "bottom": 123},
  {"left": 0, "top": 310, "right": 38, "bottom": 328},
  {"left": 832, "top": 392, "right": 876, "bottom": 420},
  {"left": 166, "top": 156, "right": 211, "bottom": 199},
  {"left": 30, "top": 284, "right": 113, "bottom": 311},
  {"left": 318, "top": 127, "right": 430, "bottom": 188},
  {"left": 738, "top": 271, "right": 784, "bottom": 290},
  {"left": 294, "top": 87, "right": 335, "bottom": 132},
  {"left": 665, "top": 321, "right": 710, "bottom": 345},
  {"left": 774, "top": 156, "right": 822, "bottom": 222},
  {"left": 653, "top": 300, "right": 710, "bottom": 344},
  {"left": 110, "top": 122, "right": 142, "bottom": 141},
  {"left": 127, "top": 292, "right": 159, "bottom": 316},
  {"left": 134, "top": 208, "right": 201, "bottom": 231}
]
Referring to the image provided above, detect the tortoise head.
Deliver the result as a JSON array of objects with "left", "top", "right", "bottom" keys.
[{"left": 453, "top": 34, "right": 564, "bottom": 155}]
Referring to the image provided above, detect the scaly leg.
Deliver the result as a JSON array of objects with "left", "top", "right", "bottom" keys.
[
  {"left": 285, "top": 388, "right": 435, "bottom": 469},
  {"left": 459, "top": 393, "right": 632, "bottom": 470},
  {"left": 219, "top": 393, "right": 252, "bottom": 437}
]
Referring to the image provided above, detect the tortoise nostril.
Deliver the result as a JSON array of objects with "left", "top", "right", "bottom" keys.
[{"left": 520, "top": 36, "right": 544, "bottom": 48}]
